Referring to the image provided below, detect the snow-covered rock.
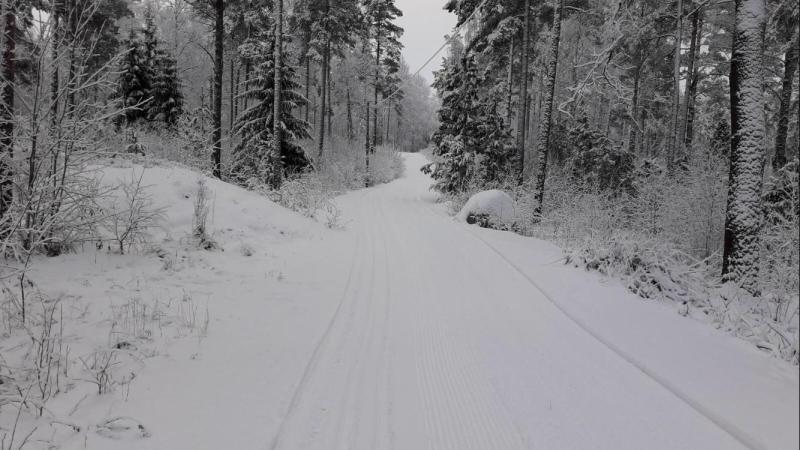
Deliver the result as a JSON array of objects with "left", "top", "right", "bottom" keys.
[{"left": 456, "top": 189, "right": 516, "bottom": 225}]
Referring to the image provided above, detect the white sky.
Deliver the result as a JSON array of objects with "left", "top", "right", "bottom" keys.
[{"left": 395, "top": 0, "right": 457, "bottom": 85}]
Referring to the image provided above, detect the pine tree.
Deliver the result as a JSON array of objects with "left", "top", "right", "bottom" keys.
[
  {"left": 1, "top": 1, "right": 25, "bottom": 219},
  {"left": 297, "top": 0, "right": 361, "bottom": 157},
  {"left": 116, "top": 7, "right": 182, "bottom": 127},
  {"left": 149, "top": 50, "right": 184, "bottom": 125},
  {"left": 532, "top": 0, "right": 565, "bottom": 217},
  {"left": 722, "top": 0, "right": 767, "bottom": 292},
  {"left": 364, "top": 0, "right": 403, "bottom": 151},
  {"left": 116, "top": 29, "right": 151, "bottom": 124},
  {"left": 142, "top": 3, "right": 159, "bottom": 68},
  {"left": 425, "top": 47, "right": 514, "bottom": 193},
  {"left": 272, "top": 0, "right": 284, "bottom": 188},
  {"left": 569, "top": 116, "right": 635, "bottom": 194},
  {"left": 233, "top": 38, "right": 310, "bottom": 185},
  {"left": 772, "top": 12, "right": 799, "bottom": 170}
]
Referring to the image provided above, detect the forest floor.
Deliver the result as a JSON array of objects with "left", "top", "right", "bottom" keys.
[{"left": 2, "top": 154, "right": 797, "bottom": 450}]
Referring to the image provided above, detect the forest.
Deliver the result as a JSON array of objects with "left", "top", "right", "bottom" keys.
[
  {"left": 0, "top": 0, "right": 798, "bottom": 448},
  {"left": 426, "top": 0, "right": 799, "bottom": 362},
  {"left": 0, "top": 0, "right": 437, "bottom": 253}
]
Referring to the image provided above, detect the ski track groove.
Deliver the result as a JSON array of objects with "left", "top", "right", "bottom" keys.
[
  {"left": 268, "top": 222, "right": 364, "bottom": 450},
  {"left": 398, "top": 200, "right": 527, "bottom": 450},
  {"left": 267, "top": 155, "right": 767, "bottom": 450}
]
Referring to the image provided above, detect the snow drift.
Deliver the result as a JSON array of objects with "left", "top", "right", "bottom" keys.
[{"left": 456, "top": 189, "right": 516, "bottom": 225}]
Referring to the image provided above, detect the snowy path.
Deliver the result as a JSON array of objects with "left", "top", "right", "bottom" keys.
[
  {"left": 44, "top": 154, "right": 797, "bottom": 450},
  {"left": 267, "top": 153, "right": 793, "bottom": 450}
]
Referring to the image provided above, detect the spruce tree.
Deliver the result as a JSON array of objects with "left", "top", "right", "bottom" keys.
[
  {"left": 149, "top": 50, "right": 184, "bottom": 125},
  {"left": 233, "top": 38, "right": 311, "bottom": 185},
  {"left": 117, "top": 29, "right": 151, "bottom": 124},
  {"left": 425, "top": 48, "right": 514, "bottom": 193}
]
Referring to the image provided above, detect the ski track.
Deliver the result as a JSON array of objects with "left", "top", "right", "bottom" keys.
[{"left": 268, "top": 153, "right": 767, "bottom": 450}]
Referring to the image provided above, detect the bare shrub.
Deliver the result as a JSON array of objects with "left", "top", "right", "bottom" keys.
[
  {"left": 29, "top": 297, "right": 67, "bottom": 417},
  {"left": 178, "top": 292, "right": 209, "bottom": 338},
  {"left": 103, "top": 171, "right": 165, "bottom": 255},
  {"left": 110, "top": 296, "right": 154, "bottom": 346},
  {"left": 79, "top": 351, "right": 118, "bottom": 395},
  {"left": 0, "top": 0, "right": 129, "bottom": 260},
  {"left": 191, "top": 179, "right": 218, "bottom": 250}
]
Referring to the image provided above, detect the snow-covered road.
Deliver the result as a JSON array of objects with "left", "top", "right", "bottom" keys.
[
  {"left": 43, "top": 153, "right": 796, "bottom": 450},
  {"left": 267, "top": 153, "right": 797, "bottom": 450}
]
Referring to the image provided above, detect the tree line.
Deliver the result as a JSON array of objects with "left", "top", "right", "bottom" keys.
[
  {"left": 0, "top": 0, "right": 437, "bottom": 254},
  {"left": 429, "top": 0, "right": 798, "bottom": 294}
]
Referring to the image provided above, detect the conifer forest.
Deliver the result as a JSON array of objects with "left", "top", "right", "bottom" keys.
[{"left": 0, "top": 0, "right": 798, "bottom": 448}]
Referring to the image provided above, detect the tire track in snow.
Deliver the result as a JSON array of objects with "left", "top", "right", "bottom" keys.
[
  {"left": 270, "top": 189, "right": 397, "bottom": 450},
  {"left": 458, "top": 224, "right": 764, "bottom": 450},
  {"left": 268, "top": 198, "right": 368, "bottom": 450},
  {"left": 338, "top": 193, "right": 389, "bottom": 449}
]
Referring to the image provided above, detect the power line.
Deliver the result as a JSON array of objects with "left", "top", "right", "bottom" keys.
[{"left": 376, "top": 0, "right": 490, "bottom": 107}]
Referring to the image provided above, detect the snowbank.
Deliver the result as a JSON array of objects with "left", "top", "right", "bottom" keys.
[
  {"left": 0, "top": 159, "right": 354, "bottom": 450},
  {"left": 455, "top": 189, "right": 515, "bottom": 224}
]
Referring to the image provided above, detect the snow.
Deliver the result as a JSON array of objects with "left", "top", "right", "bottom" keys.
[
  {"left": 3, "top": 154, "right": 797, "bottom": 450},
  {"left": 455, "top": 189, "right": 516, "bottom": 223}
]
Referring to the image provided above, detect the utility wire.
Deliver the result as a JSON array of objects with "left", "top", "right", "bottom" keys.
[{"left": 376, "top": 0, "right": 491, "bottom": 107}]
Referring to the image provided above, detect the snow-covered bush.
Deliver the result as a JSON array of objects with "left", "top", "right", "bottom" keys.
[
  {"left": 110, "top": 118, "right": 213, "bottom": 174},
  {"left": 456, "top": 190, "right": 516, "bottom": 228},
  {"left": 266, "top": 141, "right": 403, "bottom": 223}
]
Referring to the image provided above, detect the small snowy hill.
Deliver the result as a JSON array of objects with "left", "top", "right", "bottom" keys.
[
  {"left": 94, "top": 161, "right": 323, "bottom": 243},
  {"left": 2, "top": 160, "right": 356, "bottom": 449}
]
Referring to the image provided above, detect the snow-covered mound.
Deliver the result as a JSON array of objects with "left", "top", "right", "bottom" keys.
[
  {"left": 95, "top": 159, "right": 322, "bottom": 244},
  {"left": 456, "top": 189, "right": 516, "bottom": 224}
]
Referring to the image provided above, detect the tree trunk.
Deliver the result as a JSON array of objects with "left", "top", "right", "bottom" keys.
[
  {"left": 51, "top": 4, "right": 60, "bottom": 129},
  {"left": 66, "top": 0, "right": 77, "bottom": 117},
  {"left": 773, "top": 34, "right": 798, "bottom": 170},
  {"left": 317, "top": 42, "right": 328, "bottom": 158},
  {"left": 515, "top": 0, "right": 531, "bottom": 182},
  {"left": 682, "top": 9, "right": 703, "bottom": 153},
  {"left": 628, "top": 65, "right": 641, "bottom": 154},
  {"left": 244, "top": 61, "right": 251, "bottom": 110},
  {"left": 506, "top": 37, "right": 514, "bottom": 125},
  {"left": 271, "top": 0, "right": 284, "bottom": 188},
  {"left": 327, "top": 55, "right": 332, "bottom": 140},
  {"left": 385, "top": 107, "right": 391, "bottom": 144},
  {"left": 50, "top": 2, "right": 61, "bottom": 190},
  {"left": 317, "top": 0, "right": 330, "bottom": 158},
  {"left": 525, "top": 93, "right": 532, "bottom": 147},
  {"left": 373, "top": 25, "right": 381, "bottom": 152},
  {"left": 212, "top": 0, "right": 224, "bottom": 178},
  {"left": 233, "top": 65, "right": 240, "bottom": 126},
  {"left": 532, "top": 0, "right": 564, "bottom": 217},
  {"left": 1, "top": 5, "right": 17, "bottom": 219},
  {"left": 722, "top": 0, "right": 766, "bottom": 293},
  {"left": 229, "top": 57, "right": 235, "bottom": 133},
  {"left": 346, "top": 86, "right": 353, "bottom": 142},
  {"left": 365, "top": 100, "right": 371, "bottom": 184},
  {"left": 304, "top": 56, "right": 310, "bottom": 123},
  {"left": 668, "top": 0, "right": 684, "bottom": 172}
]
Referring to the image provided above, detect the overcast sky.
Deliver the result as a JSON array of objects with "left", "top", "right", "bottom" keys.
[{"left": 395, "top": 0, "right": 457, "bottom": 85}]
